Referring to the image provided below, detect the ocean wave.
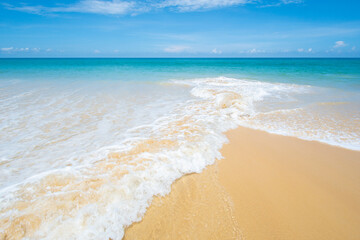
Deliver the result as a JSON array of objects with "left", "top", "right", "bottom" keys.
[{"left": 0, "top": 76, "right": 359, "bottom": 239}]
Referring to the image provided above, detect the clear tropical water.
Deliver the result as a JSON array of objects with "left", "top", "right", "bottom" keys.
[
  {"left": 0, "top": 58, "right": 359, "bottom": 239},
  {"left": 1, "top": 58, "right": 360, "bottom": 88}
]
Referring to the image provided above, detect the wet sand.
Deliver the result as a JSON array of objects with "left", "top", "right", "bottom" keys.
[{"left": 124, "top": 127, "right": 360, "bottom": 240}]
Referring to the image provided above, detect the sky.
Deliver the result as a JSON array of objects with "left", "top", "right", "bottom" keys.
[{"left": 0, "top": 0, "right": 359, "bottom": 57}]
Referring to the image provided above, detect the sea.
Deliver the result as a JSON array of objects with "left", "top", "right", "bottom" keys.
[{"left": 0, "top": 58, "right": 359, "bottom": 239}]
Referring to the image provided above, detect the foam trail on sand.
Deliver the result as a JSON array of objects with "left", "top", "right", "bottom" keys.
[{"left": 0, "top": 77, "right": 359, "bottom": 239}]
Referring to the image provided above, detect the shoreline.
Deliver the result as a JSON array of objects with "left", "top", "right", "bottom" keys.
[{"left": 124, "top": 127, "right": 360, "bottom": 239}]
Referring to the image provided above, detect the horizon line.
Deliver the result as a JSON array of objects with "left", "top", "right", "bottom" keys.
[{"left": 1, "top": 57, "right": 360, "bottom": 59}]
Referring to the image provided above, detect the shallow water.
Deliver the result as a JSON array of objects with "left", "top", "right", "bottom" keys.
[{"left": 0, "top": 58, "right": 359, "bottom": 239}]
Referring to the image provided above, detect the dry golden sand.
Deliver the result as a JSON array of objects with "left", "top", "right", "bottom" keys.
[
  {"left": 124, "top": 163, "right": 241, "bottom": 240},
  {"left": 124, "top": 127, "right": 360, "bottom": 240}
]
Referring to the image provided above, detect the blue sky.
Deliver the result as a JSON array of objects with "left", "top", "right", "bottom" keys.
[{"left": 0, "top": 0, "right": 359, "bottom": 57}]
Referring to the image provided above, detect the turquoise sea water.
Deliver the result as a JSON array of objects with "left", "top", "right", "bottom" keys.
[
  {"left": 0, "top": 58, "right": 359, "bottom": 239},
  {"left": 1, "top": 58, "right": 360, "bottom": 89}
]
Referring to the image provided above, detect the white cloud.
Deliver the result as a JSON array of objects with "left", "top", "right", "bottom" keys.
[
  {"left": 19, "top": 48, "right": 30, "bottom": 52},
  {"left": 260, "top": 0, "right": 302, "bottom": 7},
  {"left": 352, "top": 46, "right": 356, "bottom": 51},
  {"left": 66, "top": 0, "right": 136, "bottom": 14},
  {"left": 0, "top": 47, "right": 36, "bottom": 52},
  {"left": 1, "top": 47, "right": 14, "bottom": 51},
  {"left": 4, "top": 0, "right": 304, "bottom": 15},
  {"left": 248, "top": 48, "right": 265, "bottom": 53},
  {"left": 334, "top": 41, "right": 346, "bottom": 48},
  {"left": 94, "top": 49, "right": 101, "bottom": 53},
  {"left": 5, "top": 0, "right": 136, "bottom": 15},
  {"left": 297, "top": 48, "right": 312, "bottom": 53},
  {"left": 158, "top": 0, "right": 251, "bottom": 11},
  {"left": 114, "top": 49, "right": 120, "bottom": 53},
  {"left": 164, "top": 45, "right": 190, "bottom": 53},
  {"left": 1, "top": 4, "right": 43, "bottom": 14},
  {"left": 211, "top": 48, "right": 222, "bottom": 54},
  {"left": 281, "top": 0, "right": 303, "bottom": 4}
]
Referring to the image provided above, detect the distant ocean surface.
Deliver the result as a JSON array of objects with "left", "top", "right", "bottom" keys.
[{"left": 1, "top": 58, "right": 360, "bottom": 239}]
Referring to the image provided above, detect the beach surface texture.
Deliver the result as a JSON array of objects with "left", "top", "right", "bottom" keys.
[
  {"left": 124, "top": 127, "right": 360, "bottom": 240},
  {"left": 0, "top": 59, "right": 359, "bottom": 239}
]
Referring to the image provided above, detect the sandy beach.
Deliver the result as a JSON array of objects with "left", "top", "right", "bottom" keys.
[
  {"left": 2, "top": 1, "right": 360, "bottom": 238},
  {"left": 124, "top": 127, "right": 360, "bottom": 240}
]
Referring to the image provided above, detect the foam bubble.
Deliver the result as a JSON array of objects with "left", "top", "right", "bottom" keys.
[{"left": 1, "top": 76, "right": 359, "bottom": 239}]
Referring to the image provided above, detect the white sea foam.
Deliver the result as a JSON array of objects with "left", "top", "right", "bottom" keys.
[
  {"left": 174, "top": 77, "right": 360, "bottom": 150},
  {"left": 0, "top": 77, "right": 359, "bottom": 239}
]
